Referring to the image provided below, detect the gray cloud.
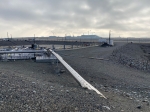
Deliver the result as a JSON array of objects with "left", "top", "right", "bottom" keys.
[{"left": 0, "top": 0, "right": 150, "bottom": 37}]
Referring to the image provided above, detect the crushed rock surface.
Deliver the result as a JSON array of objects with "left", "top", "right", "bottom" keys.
[{"left": 0, "top": 42, "right": 150, "bottom": 111}]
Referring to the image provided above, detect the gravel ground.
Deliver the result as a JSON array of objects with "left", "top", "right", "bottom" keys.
[
  {"left": 0, "top": 42, "right": 150, "bottom": 111},
  {"left": 0, "top": 61, "right": 109, "bottom": 112}
]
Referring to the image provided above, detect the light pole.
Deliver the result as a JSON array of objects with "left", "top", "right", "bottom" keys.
[
  {"left": 65, "top": 34, "right": 66, "bottom": 41},
  {"left": 109, "top": 30, "right": 111, "bottom": 45}
]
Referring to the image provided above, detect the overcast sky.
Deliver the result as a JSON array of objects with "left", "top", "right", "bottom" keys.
[{"left": 0, "top": 0, "right": 150, "bottom": 38}]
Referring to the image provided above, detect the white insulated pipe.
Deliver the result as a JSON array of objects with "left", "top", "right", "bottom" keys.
[{"left": 50, "top": 49, "right": 106, "bottom": 99}]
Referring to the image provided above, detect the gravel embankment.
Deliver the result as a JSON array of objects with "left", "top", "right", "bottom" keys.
[{"left": 110, "top": 43, "right": 150, "bottom": 71}]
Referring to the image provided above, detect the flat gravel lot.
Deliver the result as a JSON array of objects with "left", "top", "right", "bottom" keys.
[{"left": 0, "top": 42, "right": 150, "bottom": 111}]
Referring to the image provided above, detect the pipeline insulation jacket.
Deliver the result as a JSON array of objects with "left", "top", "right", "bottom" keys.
[{"left": 50, "top": 49, "right": 106, "bottom": 99}]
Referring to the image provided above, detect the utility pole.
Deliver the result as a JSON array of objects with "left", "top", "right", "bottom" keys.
[
  {"left": 34, "top": 34, "right": 35, "bottom": 44},
  {"left": 109, "top": 30, "right": 111, "bottom": 45}
]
